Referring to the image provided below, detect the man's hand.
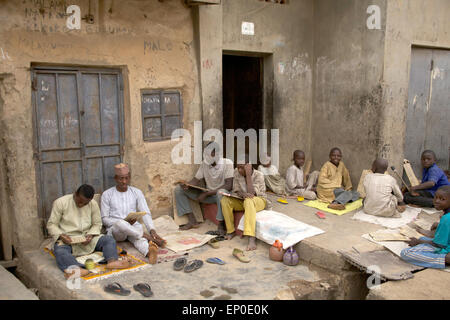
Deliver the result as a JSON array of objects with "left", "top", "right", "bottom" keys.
[
  {"left": 197, "top": 192, "right": 208, "bottom": 203},
  {"left": 150, "top": 229, "right": 167, "bottom": 247},
  {"left": 406, "top": 237, "right": 421, "bottom": 247},
  {"left": 181, "top": 183, "right": 189, "bottom": 191},
  {"left": 128, "top": 218, "right": 137, "bottom": 225},
  {"left": 431, "top": 222, "right": 439, "bottom": 231},
  {"left": 59, "top": 234, "right": 72, "bottom": 245},
  {"left": 82, "top": 234, "right": 94, "bottom": 245},
  {"left": 397, "top": 204, "right": 406, "bottom": 213}
]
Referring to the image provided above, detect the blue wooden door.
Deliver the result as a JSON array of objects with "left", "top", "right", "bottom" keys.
[
  {"left": 405, "top": 48, "right": 450, "bottom": 177},
  {"left": 32, "top": 67, "right": 124, "bottom": 226}
]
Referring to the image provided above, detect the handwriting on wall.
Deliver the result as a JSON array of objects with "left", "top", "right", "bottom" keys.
[
  {"left": 0, "top": 48, "right": 12, "bottom": 61},
  {"left": 18, "top": 37, "right": 73, "bottom": 51},
  {"left": 202, "top": 59, "right": 213, "bottom": 69},
  {"left": 144, "top": 40, "right": 173, "bottom": 54}
]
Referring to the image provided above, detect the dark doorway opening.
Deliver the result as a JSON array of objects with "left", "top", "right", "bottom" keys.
[{"left": 222, "top": 54, "right": 263, "bottom": 164}]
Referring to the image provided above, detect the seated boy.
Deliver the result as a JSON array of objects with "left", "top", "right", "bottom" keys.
[
  {"left": 258, "top": 156, "right": 286, "bottom": 195},
  {"left": 317, "top": 147, "right": 359, "bottom": 210},
  {"left": 221, "top": 156, "right": 267, "bottom": 251},
  {"left": 362, "top": 158, "right": 406, "bottom": 217},
  {"left": 404, "top": 150, "right": 449, "bottom": 208},
  {"left": 47, "top": 184, "right": 129, "bottom": 279},
  {"left": 400, "top": 185, "right": 450, "bottom": 269},
  {"left": 285, "top": 150, "right": 319, "bottom": 199}
]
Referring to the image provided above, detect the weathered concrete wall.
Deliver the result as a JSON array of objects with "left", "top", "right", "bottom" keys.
[
  {"left": 221, "top": 0, "right": 314, "bottom": 174},
  {"left": 312, "top": 0, "right": 387, "bottom": 185},
  {"left": 0, "top": 0, "right": 200, "bottom": 253},
  {"left": 380, "top": 0, "right": 450, "bottom": 175}
]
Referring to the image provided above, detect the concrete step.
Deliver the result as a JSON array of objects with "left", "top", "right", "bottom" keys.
[{"left": 0, "top": 265, "right": 38, "bottom": 300}]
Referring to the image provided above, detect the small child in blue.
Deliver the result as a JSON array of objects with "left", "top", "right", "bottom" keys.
[
  {"left": 401, "top": 185, "right": 450, "bottom": 269},
  {"left": 404, "top": 150, "right": 450, "bottom": 207}
]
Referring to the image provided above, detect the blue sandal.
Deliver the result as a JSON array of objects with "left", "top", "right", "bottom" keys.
[{"left": 206, "top": 257, "right": 226, "bottom": 265}]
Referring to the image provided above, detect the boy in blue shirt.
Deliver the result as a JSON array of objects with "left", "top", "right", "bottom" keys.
[
  {"left": 400, "top": 185, "right": 450, "bottom": 269},
  {"left": 404, "top": 150, "right": 450, "bottom": 207}
]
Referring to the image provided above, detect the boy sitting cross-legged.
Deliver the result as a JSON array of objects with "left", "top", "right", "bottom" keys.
[
  {"left": 362, "top": 158, "right": 406, "bottom": 217},
  {"left": 316, "top": 147, "right": 359, "bottom": 210},
  {"left": 285, "top": 150, "right": 319, "bottom": 199},
  {"left": 403, "top": 150, "right": 449, "bottom": 208},
  {"left": 400, "top": 185, "right": 450, "bottom": 269}
]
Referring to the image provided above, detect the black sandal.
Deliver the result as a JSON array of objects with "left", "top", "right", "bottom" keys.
[
  {"left": 184, "top": 259, "right": 203, "bottom": 273},
  {"left": 206, "top": 230, "right": 221, "bottom": 236},
  {"left": 133, "top": 283, "right": 153, "bottom": 297},
  {"left": 103, "top": 282, "right": 131, "bottom": 296},
  {"left": 173, "top": 257, "right": 187, "bottom": 271}
]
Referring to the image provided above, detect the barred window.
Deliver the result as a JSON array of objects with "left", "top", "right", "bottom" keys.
[{"left": 141, "top": 90, "right": 183, "bottom": 141}]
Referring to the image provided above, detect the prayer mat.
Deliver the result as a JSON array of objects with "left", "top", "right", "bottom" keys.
[
  {"left": 44, "top": 246, "right": 149, "bottom": 282},
  {"left": 153, "top": 215, "right": 215, "bottom": 252},
  {"left": 304, "top": 198, "right": 363, "bottom": 215},
  {"left": 338, "top": 248, "right": 423, "bottom": 281},
  {"left": 352, "top": 206, "right": 420, "bottom": 228}
]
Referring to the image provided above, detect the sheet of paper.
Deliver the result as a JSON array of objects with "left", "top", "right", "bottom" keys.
[
  {"left": 124, "top": 211, "right": 147, "bottom": 222},
  {"left": 70, "top": 235, "right": 87, "bottom": 244}
]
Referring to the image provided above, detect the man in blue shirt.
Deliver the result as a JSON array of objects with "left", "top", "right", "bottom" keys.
[
  {"left": 404, "top": 150, "right": 450, "bottom": 207},
  {"left": 401, "top": 185, "right": 450, "bottom": 269}
]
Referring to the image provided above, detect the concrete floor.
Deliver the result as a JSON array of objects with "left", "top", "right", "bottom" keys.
[{"left": 15, "top": 195, "right": 450, "bottom": 300}]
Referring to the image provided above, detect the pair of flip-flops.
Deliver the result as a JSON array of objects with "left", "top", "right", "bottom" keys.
[
  {"left": 206, "top": 257, "right": 225, "bottom": 265},
  {"left": 103, "top": 282, "right": 153, "bottom": 297},
  {"left": 173, "top": 257, "right": 203, "bottom": 272}
]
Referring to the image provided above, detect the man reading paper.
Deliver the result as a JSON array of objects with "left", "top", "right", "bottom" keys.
[{"left": 101, "top": 163, "right": 166, "bottom": 264}]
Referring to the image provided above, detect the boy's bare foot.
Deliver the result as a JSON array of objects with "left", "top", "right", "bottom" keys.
[
  {"left": 63, "top": 267, "right": 90, "bottom": 279},
  {"left": 179, "top": 212, "right": 200, "bottom": 230},
  {"left": 217, "top": 221, "right": 226, "bottom": 236},
  {"left": 179, "top": 223, "right": 200, "bottom": 230},
  {"left": 147, "top": 241, "right": 158, "bottom": 264},
  {"left": 105, "top": 259, "right": 130, "bottom": 269},
  {"left": 247, "top": 237, "right": 257, "bottom": 251},
  {"left": 328, "top": 203, "right": 345, "bottom": 210},
  {"left": 225, "top": 232, "right": 236, "bottom": 240}
]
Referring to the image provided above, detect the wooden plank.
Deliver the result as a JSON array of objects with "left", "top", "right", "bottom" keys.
[
  {"left": 403, "top": 159, "right": 420, "bottom": 186},
  {"left": 0, "top": 159, "right": 13, "bottom": 261},
  {"left": 303, "top": 160, "right": 312, "bottom": 184}
]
